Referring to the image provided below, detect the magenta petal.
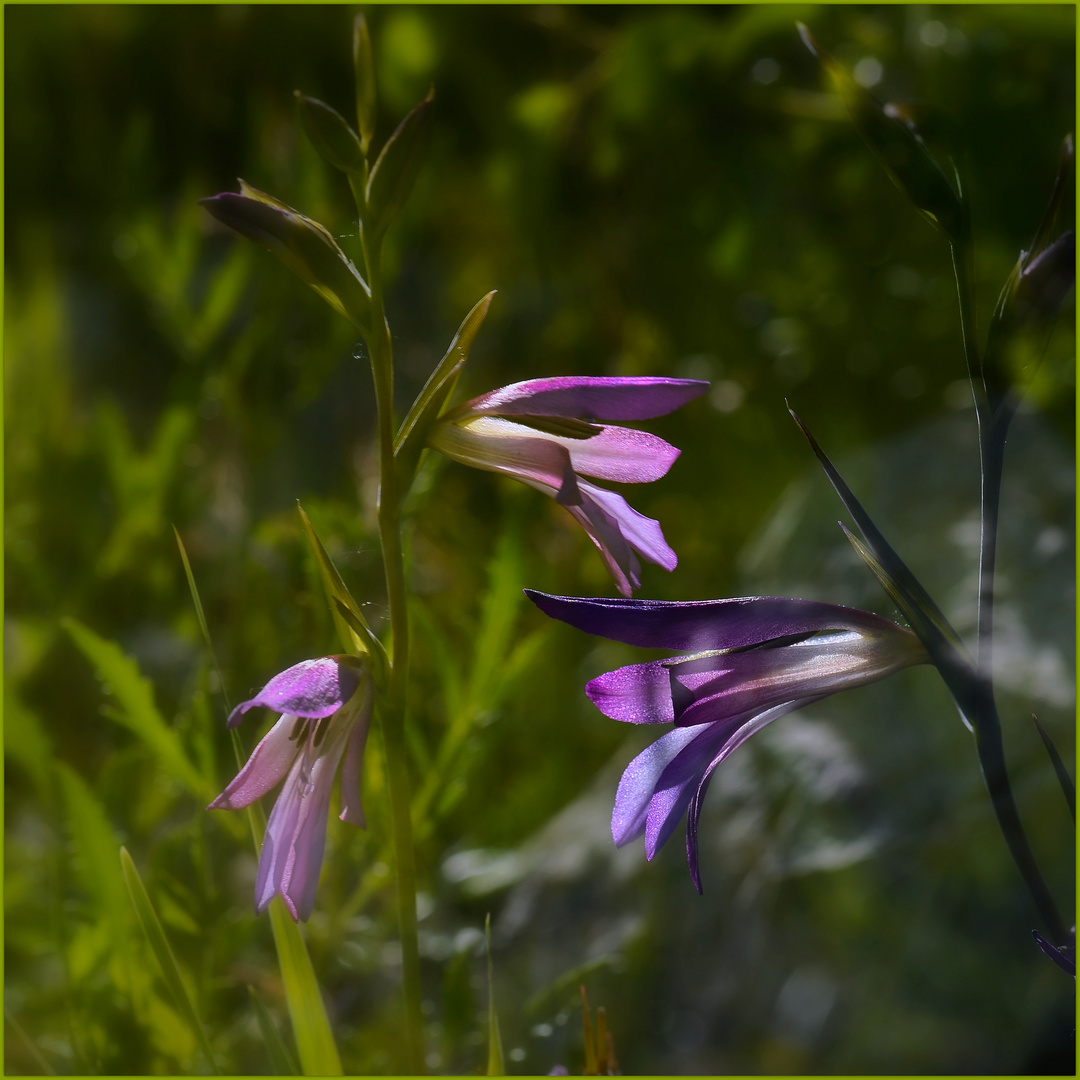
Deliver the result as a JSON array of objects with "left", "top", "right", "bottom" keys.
[
  {"left": 208, "top": 715, "right": 300, "bottom": 810},
  {"left": 523, "top": 593, "right": 898, "bottom": 652},
  {"left": 465, "top": 376, "right": 709, "bottom": 421},
  {"left": 586, "top": 661, "right": 675, "bottom": 724},
  {"left": 228, "top": 656, "right": 360, "bottom": 728},
  {"left": 612, "top": 726, "right": 705, "bottom": 846}
]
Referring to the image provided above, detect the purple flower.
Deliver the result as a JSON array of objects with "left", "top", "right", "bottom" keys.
[
  {"left": 526, "top": 591, "right": 929, "bottom": 890},
  {"left": 208, "top": 656, "right": 373, "bottom": 921},
  {"left": 430, "top": 376, "right": 708, "bottom": 596}
]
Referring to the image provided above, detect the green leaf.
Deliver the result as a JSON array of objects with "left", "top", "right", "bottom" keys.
[
  {"left": 249, "top": 985, "right": 301, "bottom": 1076},
  {"left": 268, "top": 897, "right": 343, "bottom": 1076},
  {"left": 353, "top": 13, "right": 377, "bottom": 153},
  {"left": 1031, "top": 714, "right": 1075, "bottom": 823},
  {"left": 4, "top": 688, "right": 54, "bottom": 796},
  {"left": 394, "top": 290, "right": 496, "bottom": 490},
  {"left": 797, "top": 22, "right": 964, "bottom": 243},
  {"left": 296, "top": 92, "right": 366, "bottom": 175},
  {"left": 485, "top": 914, "right": 505, "bottom": 1076},
  {"left": 297, "top": 502, "right": 389, "bottom": 686},
  {"left": 63, "top": 618, "right": 211, "bottom": 801},
  {"left": 120, "top": 847, "right": 220, "bottom": 1073},
  {"left": 365, "top": 88, "right": 435, "bottom": 244}
]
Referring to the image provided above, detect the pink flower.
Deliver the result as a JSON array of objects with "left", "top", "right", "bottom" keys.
[
  {"left": 430, "top": 376, "right": 708, "bottom": 595},
  {"left": 209, "top": 656, "right": 372, "bottom": 921}
]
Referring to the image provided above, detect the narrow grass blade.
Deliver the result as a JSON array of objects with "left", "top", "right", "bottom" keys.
[
  {"left": 249, "top": 985, "right": 301, "bottom": 1076},
  {"left": 297, "top": 501, "right": 388, "bottom": 684},
  {"left": 268, "top": 897, "right": 343, "bottom": 1076},
  {"left": 581, "top": 986, "right": 598, "bottom": 1076},
  {"left": 174, "top": 526, "right": 231, "bottom": 714},
  {"left": 5, "top": 1009, "right": 57, "bottom": 1076},
  {"left": 485, "top": 914, "right": 505, "bottom": 1076},
  {"left": 1032, "top": 714, "right": 1075, "bottom": 823},
  {"left": 120, "top": 847, "right": 219, "bottom": 1073},
  {"left": 64, "top": 619, "right": 210, "bottom": 800}
]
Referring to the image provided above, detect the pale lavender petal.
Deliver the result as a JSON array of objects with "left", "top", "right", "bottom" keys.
[
  {"left": 586, "top": 661, "right": 675, "bottom": 724},
  {"left": 462, "top": 376, "right": 709, "bottom": 421},
  {"left": 338, "top": 685, "right": 373, "bottom": 827},
  {"left": 255, "top": 710, "right": 358, "bottom": 921},
  {"left": 643, "top": 721, "right": 739, "bottom": 859},
  {"left": 255, "top": 759, "right": 304, "bottom": 913},
  {"left": 564, "top": 490, "right": 640, "bottom": 597},
  {"left": 524, "top": 592, "right": 904, "bottom": 652},
  {"left": 612, "top": 725, "right": 708, "bottom": 847},
  {"left": 581, "top": 482, "right": 678, "bottom": 572},
  {"left": 208, "top": 714, "right": 301, "bottom": 810},
  {"left": 429, "top": 417, "right": 581, "bottom": 504},
  {"left": 228, "top": 656, "right": 360, "bottom": 728}
]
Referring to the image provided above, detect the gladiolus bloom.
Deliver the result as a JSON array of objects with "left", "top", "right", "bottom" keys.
[
  {"left": 526, "top": 591, "right": 929, "bottom": 890},
  {"left": 430, "top": 376, "right": 708, "bottom": 596},
  {"left": 209, "top": 656, "right": 373, "bottom": 921}
]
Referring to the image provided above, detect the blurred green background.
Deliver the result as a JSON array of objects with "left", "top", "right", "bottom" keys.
[{"left": 5, "top": 4, "right": 1075, "bottom": 1074}]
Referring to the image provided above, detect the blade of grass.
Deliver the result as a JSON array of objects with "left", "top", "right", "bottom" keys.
[
  {"left": 119, "top": 847, "right": 219, "bottom": 1073},
  {"left": 249, "top": 985, "right": 301, "bottom": 1076},
  {"left": 1031, "top": 714, "right": 1076, "bottom": 823},
  {"left": 5, "top": 1009, "right": 57, "bottom": 1076},
  {"left": 485, "top": 915, "right": 505, "bottom": 1077},
  {"left": 173, "top": 525, "right": 230, "bottom": 709},
  {"left": 268, "top": 898, "right": 343, "bottom": 1076}
]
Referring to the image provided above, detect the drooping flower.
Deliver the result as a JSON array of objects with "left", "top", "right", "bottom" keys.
[
  {"left": 430, "top": 376, "right": 708, "bottom": 596},
  {"left": 526, "top": 590, "right": 929, "bottom": 890},
  {"left": 208, "top": 655, "right": 373, "bottom": 921}
]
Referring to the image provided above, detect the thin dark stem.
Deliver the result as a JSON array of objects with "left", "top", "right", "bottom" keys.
[{"left": 951, "top": 243, "right": 1067, "bottom": 941}]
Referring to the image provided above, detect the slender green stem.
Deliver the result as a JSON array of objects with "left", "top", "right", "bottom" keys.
[
  {"left": 362, "top": 227, "right": 426, "bottom": 1074},
  {"left": 951, "top": 241, "right": 1067, "bottom": 941}
]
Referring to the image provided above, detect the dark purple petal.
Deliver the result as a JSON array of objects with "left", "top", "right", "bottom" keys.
[
  {"left": 464, "top": 376, "right": 709, "bottom": 421},
  {"left": 1032, "top": 930, "right": 1076, "bottom": 977},
  {"left": 227, "top": 657, "right": 360, "bottom": 728},
  {"left": 612, "top": 726, "right": 705, "bottom": 846},
  {"left": 208, "top": 714, "right": 300, "bottom": 810},
  {"left": 524, "top": 592, "right": 904, "bottom": 652},
  {"left": 586, "top": 661, "right": 675, "bottom": 724}
]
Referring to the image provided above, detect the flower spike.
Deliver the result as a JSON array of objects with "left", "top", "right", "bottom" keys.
[
  {"left": 431, "top": 376, "right": 708, "bottom": 595},
  {"left": 528, "top": 590, "right": 928, "bottom": 891},
  {"left": 209, "top": 655, "right": 373, "bottom": 921}
]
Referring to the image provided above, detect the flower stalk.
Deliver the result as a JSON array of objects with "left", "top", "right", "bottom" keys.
[{"left": 360, "top": 185, "right": 426, "bottom": 1074}]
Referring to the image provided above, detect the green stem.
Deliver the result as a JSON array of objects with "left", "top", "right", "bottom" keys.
[
  {"left": 951, "top": 242, "right": 1067, "bottom": 941},
  {"left": 362, "top": 226, "right": 426, "bottom": 1074}
]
